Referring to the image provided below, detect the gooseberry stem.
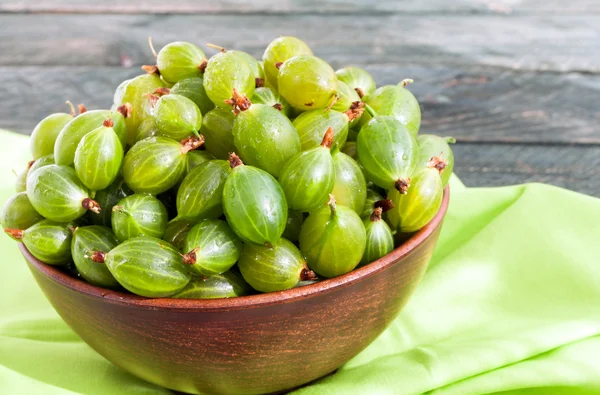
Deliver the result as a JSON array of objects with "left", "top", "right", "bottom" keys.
[
  {"left": 117, "top": 103, "right": 132, "bottom": 118},
  {"left": 394, "top": 178, "right": 411, "bottom": 194},
  {"left": 370, "top": 207, "right": 383, "bottom": 222},
  {"left": 255, "top": 77, "right": 265, "bottom": 88},
  {"left": 89, "top": 251, "right": 106, "bottom": 263},
  {"left": 224, "top": 88, "right": 252, "bottom": 115},
  {"left": 82, "top": 198, "right": 101, "bottom": 214},
  {"left": 272, "top": 103, "right": 283, "bottom": 111},
  {"left": 78, "top": 104, "right": 87, "bottom": 114},
  {"left": 103, "top": 118, "right": 114, "bottom": 128},
  {"left": 320, "top": 127, "right": 335, "bottom": 149},
  {"left": 153, "top": 87, "right": 171, "bottom": 96},
  {"left": 327, "top": 194, "right": 337, "bottom": 215},
  {"left": 444, "top": 136, "right": 457, "bottom": 144},
  {"left": 112, "top": 205, "right": 131, "bottom": 217},
  {"left": 228, "top": 153, "right": 244, "bottom": 169},
  {"left": 198, "top": 59, "right": 208, "bottom": 73},
  {"left": 65, "top": 101, "right": 76, "bottom": 117},
  {"left": 324, "top": 95, "right": 338, "bottom": 113},
  {"left": 4, "top": 228, "right": 23, "bottom": 239},
  {"left": 300, "top": 266, "right": 318, "bottom": 281},
  {"left": 374, "top": 199, "right": 395, "bottom": 213},
  {"left": 180, "top": 135, "right": 205, "bottom": 154},
  {"left": 148, "top": 36, "right": 158, "bottom": 58},
  {"left": 181, "top": 247, "right": 200, "bottom": 265},
  {"left": 206, "top": 43, "right": 226, "bottom": 52},
  {"left": 427, "top": 156, "right": 447, "bottom": 173},
  {"left": 364, "top": 103, "right": 378, "bottom": 118},
  {"left": 400, "top": 78, "right": 414, "bottom": 87},
  {"left": 141, "top": 65, "right": 160, "bottom": 75},
  {"left": 344, "top": 101, "right": 365, "bottom": 121},
  {"left": 354, "top": 87, "right": 365, "bottom": 99},
  {"left": 274, "top": 61, "right": 283, "bottom": 70}
]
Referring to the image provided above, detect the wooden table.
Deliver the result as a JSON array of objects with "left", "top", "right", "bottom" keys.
[{"left": 1, "top": 1, "right": 598, "bottom": 196}]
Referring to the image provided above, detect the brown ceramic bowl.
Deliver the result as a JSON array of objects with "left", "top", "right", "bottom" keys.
[{"left": 22, "top": 187, "right": 449, "bottom": 395}]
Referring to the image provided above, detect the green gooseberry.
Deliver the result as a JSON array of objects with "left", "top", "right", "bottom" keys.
[
  {"left": 361, "top": 207, "right": 394, "bottom": 265},
  {"left": 71, "top": 225, "right": 120, "bottom": 288},
  {"left": 282, "top": 210, "right": 304, "bottom": 242},
  {"left": 122, "top": 136, "right": 203, "bottom": 195},
  {"left": 293, "top": 109, "right": 359, "bottom": 151},
  {"left": 27, "top": 165, "right": 100, "bottom": 222},
  {"left": 156, "top": 41, "right": 207, "bottom": 84},
  {"left": 111, "top": 193, "right": 168, "bottom": 242},
  {"left": 299, "top": 195, "right": 366, "bottom": 278},
  {"left": 341, "top": 141, "right": 357, "bottom": 158},
  {"left": 233, "top": 102, "right": 300, "bottom": 178},
  {"left": 5, "top": 219, "right": 73, "bottom": 265},
  {"left": 331, "top": 150, "right": 367, "bottom": 214},
  {"left": 181, "top": 219, "right": 242, "bottom": 276},
  {"left": 89, "top": 177, "right": 133, "bottom": 227},
  {"left": 176, "top": 160, "right": 229, "bottom": 222},
  {"left": 163, "top": 219, "right": 194, "bottom": 251},
  {"left": 116, "top": 74, "right": 167, "bottom": 146},
  {"left": 359, "top": 85, "right": 421, "bottom": 136},
  {"left": 134, "top": 118, "right": 159, "bottom": 143},
  {"left": 262, "top": 36, "right": 313, "bottom": 89},
  {"left": 360, "top": 189, "right": 384, "bottom": 218},
  {"left": 203, "top": 50, "right": 255, "bottom": 108},
  {"left": 278, "top": 55, "right": 338, "bottom": 111},
  {"left": 279, "top": 127, "right": 335, "bottom": 212},
  {"left": 201, "top": 107, "right": 236, "bottom": 159},
  {"left": 417, "top": 134, "right": 456, "bottom": 187},
  {"left": 105, "top": 235, "right": 191, "bottom": 297},
  {"left": 172, "top": 270, "right": 251, "bottom": 299},
  {"left": 74, "top": 119, "right": 124, "bottom": 191},
  {"left": 27, "top": 154, "right": 55, "bottom": 178},
  {"left": 335, "top": 66, "right": 377, "bottom": 99},
  {"left": 238, "top": 238, "right": 317, "bottom": 293},
  {"left": 251, "top": 87, "right": 292, "bottom": 117},
  {"left": 356, "top": 115, "right": 419, "bottom": 194},
  {"left": 387, "top": 167, "right": 443, "bottom": 233},
  {"left": 14, "top": 164, "right": 29, "bottom": 193},
  {"left": 30, "top": 106, "right": 74, "bottom": 159},
  {"left": 148, "top": 92, "right": 202, "bottom": 140},
  {"left": 331, "top": 80, "right": 361, "bottom": 112},
  {"left": 223, "top": 154, "right": 288, "bottom": 246},
  {"left": 54, "top": 109, "right": 127, "bottom": 166},
  {"left": 112, "top": 79, "right": 131, "bottom": 108},
  {"left": 186, "top": 150, "right": 215, "bottom": 173},
  {"left": 171, "top": 77, "right": 215, "bottom": 116},
  {"left": 1, "top": 192, "right": 44, "bottom": 238},
  {"left": 230, "top": 50, "right": 265, "bottom": 87}
]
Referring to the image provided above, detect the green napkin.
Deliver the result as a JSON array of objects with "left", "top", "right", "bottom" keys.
[{"left": 1, "top": 130, "right": 599, "bottom": 395}]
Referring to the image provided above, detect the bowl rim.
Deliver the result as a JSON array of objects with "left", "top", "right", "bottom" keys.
[{"left": 22, "top": 187, "right": 450, "bottom": 312}]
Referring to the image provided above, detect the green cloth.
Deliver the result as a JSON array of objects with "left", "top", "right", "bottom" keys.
[{"left": 1, "top": 130, "right": 599, "bottom": 395}]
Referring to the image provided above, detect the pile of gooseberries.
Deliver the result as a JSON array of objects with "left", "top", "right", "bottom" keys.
[{"left": 2, "top": 36, "right": 455, "bottom": 299}]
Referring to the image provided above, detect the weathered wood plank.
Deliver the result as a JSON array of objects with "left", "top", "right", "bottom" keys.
[
  {"left": 453, "top": 143, "right": 600, "bottom": 197},
  {"left": 0, "top": 0, "right": 598, "bottom": 15},
  {"left": 0, "top": 66, "right": 598, "bottom": 145},
  {"left": 0, "top": 14, "right": 598, "bottom": 74}
]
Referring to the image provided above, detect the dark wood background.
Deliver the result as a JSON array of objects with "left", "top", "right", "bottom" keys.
[{"left": 1, "top": 0, "right": 598, "bottom": 196}]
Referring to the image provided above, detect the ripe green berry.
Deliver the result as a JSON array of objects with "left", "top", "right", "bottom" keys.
[
  {"left": 251, "top": 87, "right": 292, "bottom": 117},
  {"left": 331, "top": 150, "right": 367, "bottom": 214},
  {"left": 359, "top": 85, "right": 421, "bottom": 136},
  {"left": 262, "top": 36, "right": 313, "bottom": 89},
  {"left": 181, "top": 219, "right": 242, "bottom": 276},
  {"left": 122, "top": 136, "right": 203, "bottom": 195},
  {"left": 112, "top": 79, "right": 131, "bottom": 109},
  {"left": 417, "top": 134, "right": 456, "bottom": 187},
  {"left": 331, "top": 80, "right": 361, "bottom": 113},
  {"left": 89, "top": 177, "right": 133, "bottom": 227},
  {"left": 156, "top": 41, "right": 207, "bottom": 84},
  {"left": 176, "top": 160, "right": 229, "bottom": 222},
  {"left": 279, "top": 128, "right": 335, "bottom": 212},
  {"left": 14, "top": 164, "right": 29, "bottom": 193},
  {"left": 105, "top": 235, "right": 191, "bottom": 297},
  {"left": 282, "top": 210, "right": 304, "bottom": 242},
  {"left": 134, "top": 118, "right": 159, "bottom": 143},
  {"left": 299, "top": 195, "right": 366, "bottom": 278},
  {"left": 387, "top": 167, "right": 443, "bottom": 233},
  {"left": 27, "top": 165, "right": 100, "bottom": 222},
  {"left": 5, "top": 220, "right": 73, "bottom": 265},
  {"left": 231, "top": 50, "right": 265, "bottom": 87},
  {"left": 233, "top": 102, "right": 300, "bottom": 178},
  {"left": 111, "top": 194, "right": 168, "bottom": 242},
  {"left": 116, "top": 74, "right": 167, "bottom": 146},
  {"left": 238, "top": 238, "right": 317, "bottom": 293},
  {"left": 360, "top": 189, "right": 385, "bottom": 218},
  {"left": 172, "top": 270, "right": 251, "bottom": 299},
  {"left": 223, "top": 154, "right": 288, "bottom": 246},
  {"left": 171, "top": 77, "right": 215, "bottom": 116},
  {"left": 335, "top": 66, "right": 376, "bottom": 99},
  {"left": 27, "top": 155, "right": 55, "bottom": 178},
  {"left": 1, "top": 192, "right": 44, "bottom": 238},
  {"left": 163, "top": 219, "right": 194, "bottom": 251},
  {"left": 361, "top": 207, "right": 394, "bottom": 265},
  {"left": 293, "top": 109, "right": 349, "bottom": 151},
  {"left": 71, "top": 225, "right": 120, "bottom": 288},
  {"left": 186, "top": 150, "right": 215, "bottom": 174},
  {"left": 74, "top": 119, "right": 124, "bottom": 191},
  {"left": 54, "top": 109, "right": 127, "bottom": 166},
  {"left": 30, "top": 108, "right": 74, "bottom": 159},
  {"left": 204, "top": 50, "right": 255, "bottom": 108},
  {"left": 201, "top": 107, "right": 236, "bottom": 159},
  {"left": 148, "top": 92, "right": 202, "bottom": 140},
  {"left": 278, "top": 55, "right": 337, "bottom": 111},
  {"left": 356, "top": 116, "right": 419, "bottom": 193}
]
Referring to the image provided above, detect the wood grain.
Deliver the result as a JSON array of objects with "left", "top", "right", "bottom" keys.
[
  {"left": 0, "top": 14, "right": 598, "bottom": 74},
  {"left": 0, "top": 0, "right": 598, "bottom": 15}
]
